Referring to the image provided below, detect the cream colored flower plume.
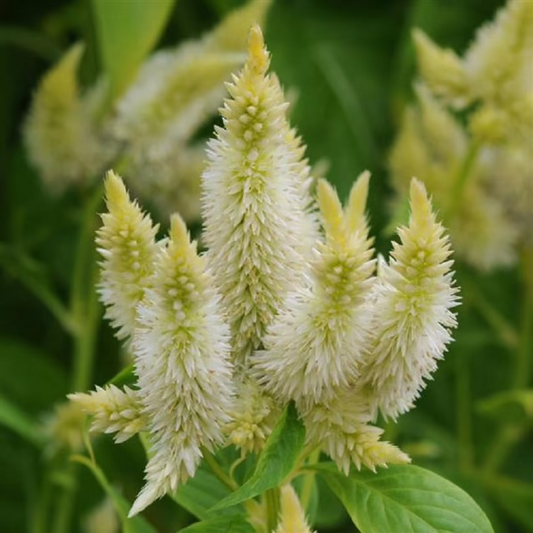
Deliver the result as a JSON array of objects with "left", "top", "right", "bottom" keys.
[
  {"left": 24, "top": 44, "right": 111, "bottom": 193},
  {"left": 275, "top": 484, "right": 315, "bottom": 533},
  {"left": 202, "top": 24, "right": 316, "bottom": 364},
  {"left": 69, "top": 385, "right": 146, "bottom": 444},
  {"left": 113, "top": 0, "right": 272, "bottom": 220},
  {"left": 96, "top": 171, "right": 159, "bottom": 342},
  {"left": 130, "top": 214, "right": 234, "bottom": 516},
  {"left": 253, "top": 172, "right": 374, "bottom": 404},
  {"left": 362, "top": 180, "right": 459, "bottom": 420},
  {"left": 299, "top": 390, "right": 410, "bottom": 475}
]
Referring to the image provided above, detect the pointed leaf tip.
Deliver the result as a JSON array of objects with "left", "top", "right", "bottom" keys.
[{"left": 248, "top": 24, "right": 269, "bottom": 74}]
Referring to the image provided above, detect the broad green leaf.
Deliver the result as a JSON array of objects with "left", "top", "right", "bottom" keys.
[
  {"left": 91, "top": 0, "right": 176, "bottom": 101},
  {"left": 173, "top": 466, "right": 236, "bottom": 520},
  {"left": 177, "top": 515, "right": 254, "bottom": 533},
  {"left": 211, "top": 403, "right": 305, "bottom": 511},
  {"left": 0, "top": 394, "right": 43, "bottom": 447},
  {"left": 73, "top": 455, "right": 156, "bottom": 533},
  {"left": 315, "top": 463, "right": 494, "bottom": 533}
]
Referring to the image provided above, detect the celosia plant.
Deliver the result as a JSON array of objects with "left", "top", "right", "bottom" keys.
[
  {"left": 390, "top": 0, "right": 532, "bottom": 270},
  {"left": 68, "top": 26, "right": 495, "bottom": 533}
]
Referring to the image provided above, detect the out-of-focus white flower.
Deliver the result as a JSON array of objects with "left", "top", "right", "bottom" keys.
[
  {"left": 42, "top": 401, "right": 85, "bottom": 454},
  {"left": 130, "top": 214, "right": 234, "bottom": 516},
  {"left": 481, "top": 147, "right": 533, "bottom": 246},
  {"left": 96, "top": 171, "right": 160, "bottom": 342},
  {"left": 202, "top": 25, "right": 316, "bottom": 364},
  {"left": 412, "top": 30, "right": 469, "bottom": 109},
  {"left": 69, "top": 384, "right": 146, "bottom": 444},
  {"left": 253, "top": 173, "right": 374, "bottom": 404},
  {"left": 24, "top": 44, "right": 113, "bottom": 193},
  {"left": 362, "top": 180, "right": 459, "bottom": 420},
  {"left": 464, "top": 0, "right": 533, "bottom": 104},
  {"left": 83, "top": 498, "right": 119, "bottom": 533},
  {"left": 113, "top": 0, "right": 273, "bottom": 221}
]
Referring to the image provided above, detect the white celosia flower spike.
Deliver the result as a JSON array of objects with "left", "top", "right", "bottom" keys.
[
  {"left": 275, "top": 484, "right": 315, "bottom": 533},
  {"left": 464, "top": 0, "right": 533, "bottom": 103},
  {"left": 69, "top": 385, "right": 146, "bottom": 444},
  {"left": 202, "top": 25, "right": 316, "bottom": 364},
  {"left": 254, "top": 173, "right": 375, "bottom": 404},
  {"left": 24, "top": 44, "right": 110, "bottom": 193},
  {"left": 362, "top": 179, "right": 459, "bottom": 420},
  {"left": 96, "top": 171, "right": 159, "bottom": 342},
  {"left": 300, "top": 390, "right": 410, "bottom": 475},
  {"left": 130, "top": 214, "right": 234, "bottom": 516},
  {"left": 412, "top": 29, "right": 469, "bottom": 109}
]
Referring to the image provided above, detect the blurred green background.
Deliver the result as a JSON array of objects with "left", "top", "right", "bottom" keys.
[{"left": 3, "top": 0, "right": 533, "bottom": 532}]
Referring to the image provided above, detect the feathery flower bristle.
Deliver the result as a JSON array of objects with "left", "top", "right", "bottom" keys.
[
  {"left": 275, "top": 484, "right": 315, "bottom": 533},
  {"left": 69, "top": 385, "right": 146, "bottom": 444},
  {"left": 129, "top": 214, "right": 233, "bottom": 516},
  {"left": 96, "top": 171, "right": 159, "bottom": 342},
  {"left": 254, "top": 172, "right": 374, "bottom": 404},
  {"left": 202, "top": 23, "right": 316, "bottom": 364},
  {"left": 300, "top": 390, "right": 410, "bottom": 474},
  {"left": 362, "top": 179, "right": 459, "bottom": 420}
]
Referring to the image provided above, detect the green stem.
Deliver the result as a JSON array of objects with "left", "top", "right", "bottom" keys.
[
  {"left": 264, "top": 488, "right": 280, "bottom": 532},
  {"left": 203, "top": 451, "right": 239, "bottom": 492},
  {"left": 51, "top": 189, "right": 103, "bottom": 533},
  {"left": 456, "top": 355, "right": 473, "bottom": 471},
  {"left": 300, "top": 447, "right": 320, "bottom": 512},
  {"left": 469, "top": 283, "right": 519, "bottom": 350},
  {"left": 483, "top": 248, "right": 533, "bottom": 474},
  {"left": 514, "top": 248, "right": 533, "bottom": 389},
  {"left": 447, "top": 141, "right": 481, "bottom": 219}
]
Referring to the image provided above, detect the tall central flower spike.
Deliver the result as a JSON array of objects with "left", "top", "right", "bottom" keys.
[
  {"left": 253, "top": 172, "right": 375, "bottom": 404},
  {"left": 202, "top": 25, "right": 317, "bottom": 365},
  {"left": 129, "top": 214, "right": 234, "bottom": 516},
  {"left": 362, "top": 180, "right": 459, "bottom": 420}
]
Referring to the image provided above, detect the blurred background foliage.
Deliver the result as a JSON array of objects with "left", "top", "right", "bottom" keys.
[{"left": 2, "top": 0, "right": 532, "bottom": 532}]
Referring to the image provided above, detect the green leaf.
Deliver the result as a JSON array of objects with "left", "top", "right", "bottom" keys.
[
  {"left": 173, "top": 466, "right": 235, "bottom": 519},
  {"left": 108, "top": 364, "right": 136, "bottom": 388},
  {"left": 211, "top": 403, "right": 305, "bottom": 510},
  {"left": 315, "top": 463, "right": 494, "bottom": 533},
  {"left": 177, "top": 515, "right": 254, "bottom": 533},
  {"left": 73, "top": 455, "right": 156, "bottom": 533},
  {"left": 0, "top": 394, "right": 43, "bottom": 447},
  {"left": 91, "top": 0, "right": 176, "bottom": 102}
]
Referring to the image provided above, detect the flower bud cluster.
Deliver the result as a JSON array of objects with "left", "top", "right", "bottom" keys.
[{"left": 71, "top": 25, "right": 459, "bottom": 517}]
